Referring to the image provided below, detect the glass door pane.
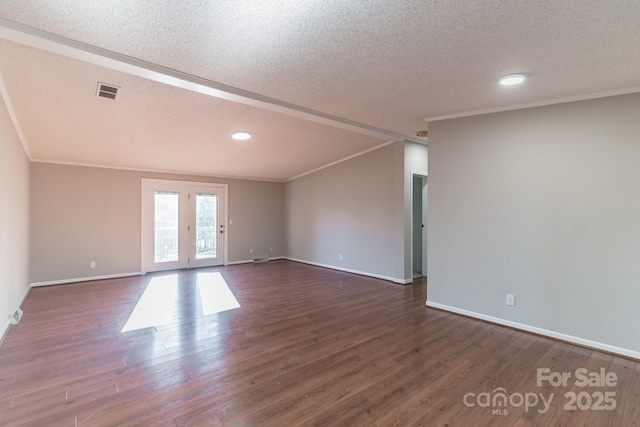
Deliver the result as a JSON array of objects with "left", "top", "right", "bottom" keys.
[
  {"left": 195, "top": 193, "right": 217, "bottom": 259},
  {"left": 154, "top": 191, "right": 180, "bottom": 263},
  {"left": 142, "top": 179, "right": 225, "bottom": 273}
]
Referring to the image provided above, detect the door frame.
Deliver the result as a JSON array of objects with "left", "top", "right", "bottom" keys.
[
  {"left": 410, "top": 170, "right": 428, "bottom": 278},
  {"left": 140, "top": 178, "right": 228, "bottom": 274}
]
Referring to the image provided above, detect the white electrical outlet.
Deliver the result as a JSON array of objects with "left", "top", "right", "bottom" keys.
[
  {"left": 506, "top": 294, "right": 515, "bottom": 306},
  {"left": 90, "top": 261, "right": 96, "bottom": 268},
  {"left": 229, "top": 219, "right": 233, "bottom": 225},
  {"left": 339, "top": 254, "right": 343, "bottom": 260},
  {"left": 249, "top": 248, "right": 253, "bottom": 254},
  {"left": 269, "top": 247, "right": 273, "bottom": 252}
]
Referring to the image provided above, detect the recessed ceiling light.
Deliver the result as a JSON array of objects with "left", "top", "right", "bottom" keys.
[
  {"left": 499, "top": 73, "right": 526, "bottom": 86},
  {"left": 231, "top": 131, "right": 251, "bottom": 141}
]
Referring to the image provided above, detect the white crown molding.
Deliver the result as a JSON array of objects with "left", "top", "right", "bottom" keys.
[
  {"left": 0, "top": 18, "right": 423, "bottom": 145},
  {"left": 286, "top": 140, "right": 396, "bottom": 182},
  {"left": 31, "top": 158, "right": 285, "bottom": 183},
  {"left": 425, "top": 86, "right": 640, "bottom": 123},
  {"left": 0, "top": 72, "right": 31, "bottom": 159}
]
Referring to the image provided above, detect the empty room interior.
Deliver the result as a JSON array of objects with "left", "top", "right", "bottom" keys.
[{"left": 1, "top": 2, "right": 639, "bottom": 426}]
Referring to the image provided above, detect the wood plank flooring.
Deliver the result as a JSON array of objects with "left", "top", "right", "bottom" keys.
[{"left": 0, "top": 260, "right": 638, "bottom": 426}]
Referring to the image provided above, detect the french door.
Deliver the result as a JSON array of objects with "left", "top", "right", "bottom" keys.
[{"left": 141, "top": 179, "right": 227, "bottom": 273}]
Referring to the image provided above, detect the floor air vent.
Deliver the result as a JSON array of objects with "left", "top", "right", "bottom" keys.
[
  {"left": 8, "top": 308, "right": 23, "bottom": 325},
  {"left": 253, "top": 257, "right": 269, "bottom": 264},
  {"left": 97, "top": 82, "right": 119, "bottom": 100}
]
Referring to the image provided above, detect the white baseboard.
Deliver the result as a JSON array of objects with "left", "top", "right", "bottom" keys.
[
  {"left": 1, "top": 284, "right": 31, "bottom": 345},
  {"left": 227, "top": 259, "right": 253, "bottom": 265},
  {"left": 284, "top": 257, "right": 410, "bottom": 284},
  {"left": 0, "top": 319, "right": 8, "bottom": 345},
  {"left": 30, "top": 272, "right": 141, "bottom": 287},
  {"left": 16, "top": 285, "right": 30, "bottom": 312},
  {"left": 426, "top": 301, "right": 640, "bottom": 360},
  {"left": 227, "top": 256, "right": 285, "bottom": 266}
]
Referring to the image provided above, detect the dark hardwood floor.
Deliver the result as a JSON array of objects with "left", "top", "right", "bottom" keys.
[{"left": 0, "top": 260, "right": 638, "bottom": 426}]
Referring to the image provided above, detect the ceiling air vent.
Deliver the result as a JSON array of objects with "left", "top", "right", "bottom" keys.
[{"left": 97, "top": 82, "right": 119, "bottom": 100}]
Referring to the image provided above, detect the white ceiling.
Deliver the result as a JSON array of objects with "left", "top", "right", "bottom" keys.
[{"left": 1, "top": 1, "right": 639, "bottom": 181}]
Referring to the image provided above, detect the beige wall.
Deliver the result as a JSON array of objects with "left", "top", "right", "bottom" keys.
[
  {"left": 427, "top": 92, "right": 640, "bottom": 355},
  {"left": 0, "top": 86, "right": 30, "bottom": 337},
  {"left": 284, "top": 142, "right": 406, "bottom": 282},
  {"left": 31, "top": 163, "right": 283, "bottom": 283}
]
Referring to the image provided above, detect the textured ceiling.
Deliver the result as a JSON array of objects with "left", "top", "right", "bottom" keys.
[
  {"left": 0, "top": 40, "right": 386, "bottom": 181},
  {"left": 1, "top": 1, "right": 640, "bottom": 180}
]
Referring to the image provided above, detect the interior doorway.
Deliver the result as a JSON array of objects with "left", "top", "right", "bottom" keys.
[{"left": 412, "top": 174, "right": 427, "bottom": 278}]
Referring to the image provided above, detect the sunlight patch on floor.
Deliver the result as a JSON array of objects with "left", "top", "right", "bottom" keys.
[
  {"left": 121, "top": 271, "right": 240, "bottom": 332},
  {"left": 197, "top": 272, "right": 240, "bottom": 315},
  {"left": 122, "top": 274, "right": 178, "bottom": 332}
]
